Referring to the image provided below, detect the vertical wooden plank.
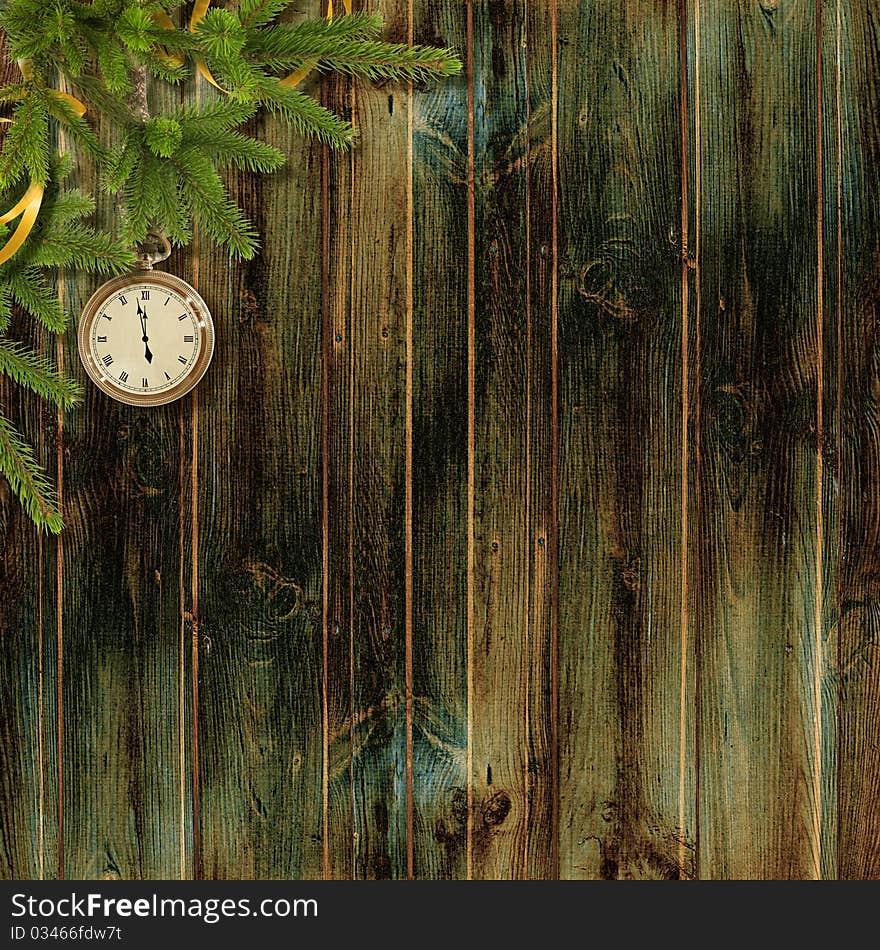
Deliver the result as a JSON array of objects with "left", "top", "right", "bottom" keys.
[
  {"left": 557, "top": 0, "right": 694, "bottom": 879},
  {"left": 326, "top": 0, "right": 411, "bottom": 879},
  {"left": 196, "top": 16, "right": 325, "bottom": 878},
  {"left": 692, "top": 0, "right": 831, "bottom": 878},
  {"left": 525, "top": 0, "right": 559, "bottom": 880},
  {"left": 0, "top": 322, "right": 56, "bottom": 880},
  {"left": 818, "top": 0, "right": 840, "bottom": 880},
  {"left": 0, "top": 50, "right": 58, "bottom": 883},
  {"left": 468, "top": 0, "right": 555, "bottom": 880},
  {"left": 470, "top": 0, "right": 529, "bottom": 880},
  {"left": 323, "top": 64, "right": 354, "bottom": 879},
  {"left": 832, "top": 0, "right": 880, "bottom": 881},
  {"left": 55, "top": 95, "right": 190, "bottom": 879},
  {"left": 408, "top": 0, "right": 469, "bottom": 880}
]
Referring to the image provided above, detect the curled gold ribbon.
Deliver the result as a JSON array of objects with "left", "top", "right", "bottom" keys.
[{"left": 0, "top": 85, "right": 87, "bottom": 266}]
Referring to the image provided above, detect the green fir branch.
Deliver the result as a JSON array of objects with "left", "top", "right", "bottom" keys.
[
  {"left": 181, "top": 127, "right": 284, "bottom": 173},
  {"left": 238, "top": 0, "right": 295, "bottom": 31},
  {"left": 2, "top": 270, "right": 67, "bottom": 332},
  {"left": 0, "top": 411, "right": 63, "bottom": 533},
  {"left": 257, "top": 80, "right": 354, "bottom": 148},
  {"left": 0, "top": 341, "right": 80, "bottom": 408},
  {"left": 171, "top": 147, "right": 259, "bottom": 258}
]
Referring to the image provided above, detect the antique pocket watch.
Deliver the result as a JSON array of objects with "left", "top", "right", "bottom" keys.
[{"left": 78, "top": 232, "right": 214, "bottom": 407}]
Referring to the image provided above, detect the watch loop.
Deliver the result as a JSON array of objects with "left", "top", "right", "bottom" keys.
[{"left": 134, "top": 230, "right": 172, "bottom": 271}]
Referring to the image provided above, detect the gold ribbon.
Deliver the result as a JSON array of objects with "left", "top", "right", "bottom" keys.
[{"left": 0, "top": 84, "right": 87, "bottom": 266}]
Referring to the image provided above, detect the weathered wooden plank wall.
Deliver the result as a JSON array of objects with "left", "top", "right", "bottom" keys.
[{"left": 1, "top": 0, "right": 878, "bottom": 880}]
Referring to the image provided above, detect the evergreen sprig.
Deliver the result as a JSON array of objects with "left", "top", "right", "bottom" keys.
[
  {"left": 0, "top": 0, "right": 462, "bottom": 530},
  {"left": 0, "top": 159, "right": 134, "bottom": 531}
]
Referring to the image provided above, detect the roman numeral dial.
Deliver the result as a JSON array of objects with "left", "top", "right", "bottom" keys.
[{"left": 78, "top": 273, "right": 214, "bottom": 407}]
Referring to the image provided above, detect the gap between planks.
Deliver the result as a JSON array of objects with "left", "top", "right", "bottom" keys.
[
  {"left": 523, "top": 0, "right": 533, "bottom": 879},
  {"left": 833, "top": 0, "right": 843, "bottom": 880},
  {"left": 678, "top": 0, "right": 691, "bottom": 881},
  {"left": 55, "top": 296, "right": 64, "bottom": 881},
  {"left": 692, "top": 0, "right": 703, "bottom": 879},
  {"left": 405, "top": 0, "right": 415, "bottom": 883},
  {"left": 465, "top": 0, "right": 476, "bottom": 882},
  {"left": 813, "top": 0, "right": 826, "bottom": 882},
  {"left": 548, "top": 0, "right": 561, "bottom": 883}
]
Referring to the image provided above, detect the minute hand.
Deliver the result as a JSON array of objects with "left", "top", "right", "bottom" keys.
[{"left": 137, "top": 301, "right": 153, "bottom": 364}]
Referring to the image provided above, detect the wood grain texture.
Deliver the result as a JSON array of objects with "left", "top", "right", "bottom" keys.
[
  {"left": 556, "top": 0, "right": 694, "bottom": 879},
  {"left": 347, "top": 0, "right": 409, "bottom": 879},
  {"left": 56, "top": 97, "right": 191, "bottom": 879},
  {"left": 0, "top": 312, "right": 55, "bottom": 880},
  {"left": 525, "top": 0, "right": 559, "bottom": 880},
  {"left": 468, "top": 0, "right": 555, "bottom": 881},
  {"left": 831, "top": 0, "right": 880, "bottom": 880},
  {"left": 194, "top": 26, "right": 325, "bottom": 876},
  {"left": 3, "top": 0, "right": 880, "bottom": 881},
  {"left": 323, "top": 67, "right": 355, "bottom": 881},
  {"left": 325, "top": 0, "right": 411, "bottom": 879},
  {"left": 0, "top": 50, "right": 58, "bottom": 883},
  {"left": 691, "top": 0, "right": 833, "bottom": 879},
  {"left": 409, "top": 0, "right": 470, "bottom": 880}
]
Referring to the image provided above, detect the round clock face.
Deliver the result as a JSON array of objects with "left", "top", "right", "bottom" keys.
[{"left": 78, "top": 270, "right": 214, "bottom": 406}]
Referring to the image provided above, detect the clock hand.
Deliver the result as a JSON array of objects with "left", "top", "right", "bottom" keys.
[{"left": 137, "top": 300, "right": 153, "bottom": 364}]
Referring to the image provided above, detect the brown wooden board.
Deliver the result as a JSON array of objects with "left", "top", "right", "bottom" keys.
[
  {"left": 0, "top": 50, "right": 59, "bottom": 885},
  {"left": 556, "top": 0, "right": 694, "bottom": 879},
  {"left": 0, "top": 311, "right": 57, "bottom": 880},
  {"left": 831, "top": 0, "right": 880, "bottom": 881},
  {"left": 691, "top": 0, "right": 833, "bottom": 879},
  {"left": 335, "top": 0, "right": 411, "bottom": 880},
  {"left": 409, "top": 0, "right": 470, "bottom": 880},
  {"left": 1, "top": 0, "right": 879, "bottom": 881},
  {"left": 323, "top": 67, "right": 355, "bottom": 881},
  {"left": 467, "top": 0, "right": 555, "bottom": 880},
  {"left": 193, "top": 23, "right": 325, "bottom": 877},
  {"left": 55, "top": 97, "right": 191, "bottom": 878}
]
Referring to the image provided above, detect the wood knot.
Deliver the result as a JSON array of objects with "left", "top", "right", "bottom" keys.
[
  {"left": 240, "top": 560, "right": 308, "bottom": 622},
  {"left": 482, "top": 790, "right": 511, "bottom": 827},
  {"left": 450, "top": 788, "right": 469, "bottom": 825},
  {"left": 621, "top": 556, "right": 641, "bottom": 591},
  {"left": 712, "top": 384, "right": 754, "bottom": 462},
  {"left": 240, "top": 288, "right": 259, "bottom": 323}
]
